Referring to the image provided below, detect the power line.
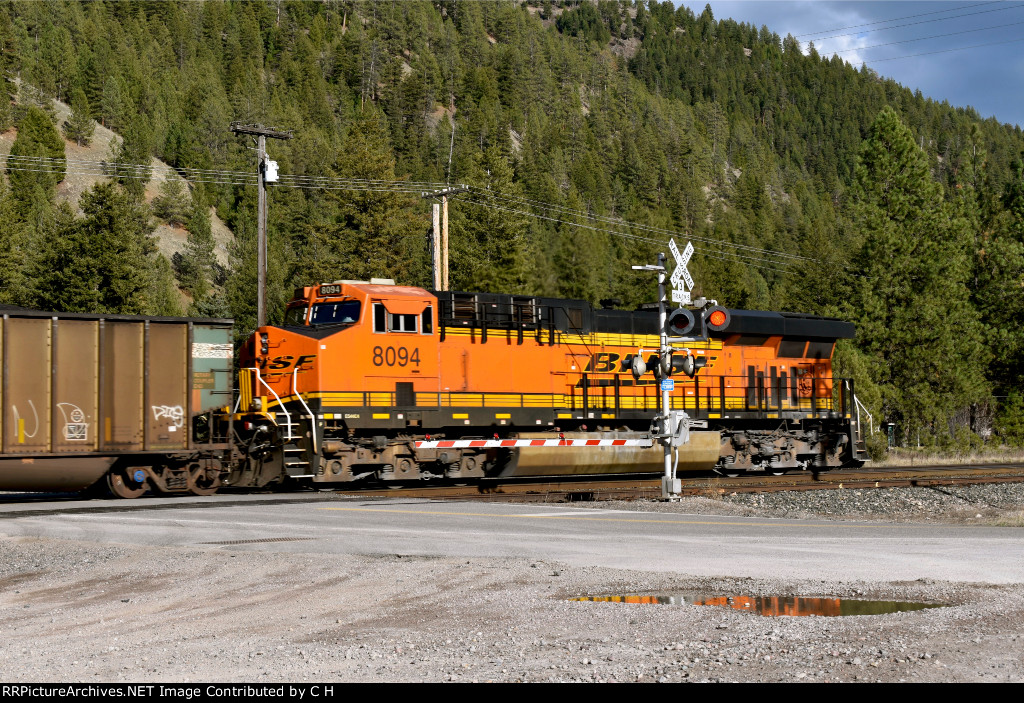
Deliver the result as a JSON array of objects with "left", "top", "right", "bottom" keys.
[
  {"left": 829, "top": 17, "right": 1024, "bottom": 54},
  {"left": 466, "top": 185, "right": 818, "bottom": 265},
  {"left": 865, "top": 34, "right": 1024, "bottom": 63},
  {"left": 0, "top": 154, "right": 816, "bottom": 276},
  {"left": 459, "top": 196, "right": 803, "bottom": 277},
  {"left": 798, "top": 1, "right": 1018, "bottom": 41}
]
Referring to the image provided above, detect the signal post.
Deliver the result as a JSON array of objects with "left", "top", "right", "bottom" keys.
[{"left": 633, "top": 239, "right": 730, "bottom": 498}]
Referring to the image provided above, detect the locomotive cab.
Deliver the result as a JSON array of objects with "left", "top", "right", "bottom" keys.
[{"left": 241, "top": 280, "right": 441, "bottom": 413}]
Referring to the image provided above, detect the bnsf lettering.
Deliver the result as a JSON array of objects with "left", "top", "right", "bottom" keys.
[
  {"left": 584, "top": 352, "right": 621, "bottom": 373},
  {"left": 585, "top": 353, "right": 662, "bottom": 373},
  {"left": 372, "top": 346, "right": 421, "bottom": 367},
  {"left": 262, "top": 354, "right": 316, "bottom": 370}
]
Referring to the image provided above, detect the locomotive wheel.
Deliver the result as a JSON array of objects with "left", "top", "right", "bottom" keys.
[{"left": 107, "top": 468, "right": 148, "bottom": 499}]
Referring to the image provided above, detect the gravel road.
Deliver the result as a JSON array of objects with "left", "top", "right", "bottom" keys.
[{"left": 1, "top": 483, "right": 1022, "bottom": 683}]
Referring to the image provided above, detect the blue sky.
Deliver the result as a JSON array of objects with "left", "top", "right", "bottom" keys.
[{"left": 678, "top": 1, "right": 1024, "bottom": 128}]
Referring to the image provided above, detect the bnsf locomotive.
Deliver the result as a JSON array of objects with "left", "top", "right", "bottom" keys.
[
  {"left": 0, "top": 282, "right": 866, "bottom": 497},
  {"left": 228, "top": 280, "right": 866, "bottom": 488}
]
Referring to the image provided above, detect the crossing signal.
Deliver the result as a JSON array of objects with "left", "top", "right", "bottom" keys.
[
  {"left": 704, "top": 305, "right": 731, "bottom": 332},
  {"left": 668, "top": 352, "right": 707, "bottom": 377},
  {"left": 666, "top": 307, "right": 697, "bottom": 336},
  {"left": 665, "top": 304, "right": 731, "bottom": 339}
]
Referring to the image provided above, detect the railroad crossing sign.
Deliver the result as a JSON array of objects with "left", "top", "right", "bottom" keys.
[{"left": 669, "top": 239, "right": 694, "bottom": 304}]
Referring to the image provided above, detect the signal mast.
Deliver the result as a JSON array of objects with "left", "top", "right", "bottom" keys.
[{"left": 633, "top": 239, "right": 730, "bottom": 498}]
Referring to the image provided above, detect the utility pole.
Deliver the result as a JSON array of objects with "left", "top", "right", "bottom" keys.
[
  {"left": 230, "top": 122, "right": 293, "bottom": 328},
  {"left": 421, "top": 185, "right": 468, "bottom": 291}
]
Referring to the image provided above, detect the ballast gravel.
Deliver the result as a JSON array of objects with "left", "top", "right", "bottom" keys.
[{"left": 0, "top": 483, "right": 1022, "bottom": 683}]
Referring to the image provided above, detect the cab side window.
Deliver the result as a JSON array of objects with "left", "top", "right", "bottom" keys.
[
  {"left": 389, "top": 313, "right": 418, "bottom": 333},
  {"left": 421, "top": 306, "right": 433, "bottom": 334},
  {"left": 373, "top": 303, "right": 432, "bottom": 334}
]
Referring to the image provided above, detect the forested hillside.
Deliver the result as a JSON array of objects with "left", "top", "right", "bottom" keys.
[{"left": 1, "top": 0, "right": 1023, "bottom": 449}]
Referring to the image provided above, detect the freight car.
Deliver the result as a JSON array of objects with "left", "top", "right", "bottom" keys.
[
  {"left": 0, "top": 306, "right": 234, "bottom": 497},
  {"left": 228, "top": 280, "right": 867, "bottom": 489}
]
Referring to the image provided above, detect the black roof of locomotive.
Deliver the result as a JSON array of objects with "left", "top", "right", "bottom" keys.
[
  {"left": 433, "top": 291, "right": 854, "bottom": 342},
  {"left": 717, "top": 309, "right": 855, "bottom": 340}
]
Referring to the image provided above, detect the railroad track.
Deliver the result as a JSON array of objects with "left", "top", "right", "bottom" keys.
[
  {"left": 1, "top": 463, "right": 1022, "bottom": 510},
  {"left": 329, "top": 463, "right": 1024, "bottom": 502}
]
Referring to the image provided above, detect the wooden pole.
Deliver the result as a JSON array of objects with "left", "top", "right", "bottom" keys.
[
  {"left": 441, "top": 195, "right": 449, "bottom": 291},
  {"left": 229, "top": 122, "right": 293, "bottom": 329},
  {"left": 256, "top": 134, "right": 267, "bottom": 328},
  {"left": 421, "top": 186, "right": 467, "bottom": 293},
  {"left": 432, "top": 203, "right": 441, "bottom": 290}
]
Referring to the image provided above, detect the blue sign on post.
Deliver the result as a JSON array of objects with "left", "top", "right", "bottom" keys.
[{"left": 661, "top": 379, "right": 675, "bottom": 391}]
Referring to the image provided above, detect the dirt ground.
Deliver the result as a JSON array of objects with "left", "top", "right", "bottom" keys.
[{"left": 0, "top": 485, "right": 1022, "bottom": 683}]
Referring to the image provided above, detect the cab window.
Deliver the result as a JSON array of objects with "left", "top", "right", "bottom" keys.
[
  {"left": 310, "top": 300, "right": 361, "bottom": 326},
  {"left": 389, "top": 313, "right": 418, "bottom": 333},
  {"left": 283, "top": 305, "right": 308, "bottom": 326},
  {"left": 373, "top": 303, "right": 433, "bottom": 334}
]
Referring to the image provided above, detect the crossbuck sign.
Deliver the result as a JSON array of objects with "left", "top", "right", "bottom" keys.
[{"left": 669, "top": 238, "right": 694, "bottom": 304}]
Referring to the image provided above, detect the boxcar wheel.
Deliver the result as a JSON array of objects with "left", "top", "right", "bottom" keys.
[
  {"left": 107, "top": 468, "right": 147, "bottom": 499},
  {"left": 187, "top": 462, "right": 219, "bottom": 496}
]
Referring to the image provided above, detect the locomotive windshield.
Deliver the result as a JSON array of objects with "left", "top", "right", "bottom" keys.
[
  {"left": 283, "top": 305, "right": 308, "bottom": 326},
  {"left": 309, "top": 300, "right": 361, "bottom": 326}
]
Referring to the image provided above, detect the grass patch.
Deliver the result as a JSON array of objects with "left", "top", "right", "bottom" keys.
[
  {"left": 990, "top": 511, "right": 1024, "bottom": 527},
  {"left": 876, "top": 446, "right": 1024, "bottom": 468}
]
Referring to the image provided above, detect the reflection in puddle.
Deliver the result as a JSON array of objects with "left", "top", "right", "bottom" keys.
[{"left": 569, "top": 594, "right": 945, "bottom": 617}]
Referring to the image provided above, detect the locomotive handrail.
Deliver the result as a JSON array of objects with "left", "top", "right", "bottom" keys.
[
  {"left": 292, "top": 366, "right": 318, "bottom": 454},
  {"left": 849, "top": 381, "right": 874, "bottom": 435},
  {"left": 244, "top": 367, "right": 294, "bottom": 442}
]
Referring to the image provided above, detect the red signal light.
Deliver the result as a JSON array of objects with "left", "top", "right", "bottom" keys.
[{"left": 704, "top": 306, "right": 731, "bottom": 332}]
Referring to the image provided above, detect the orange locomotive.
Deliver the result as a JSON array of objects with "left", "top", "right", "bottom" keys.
[{"left": 229, "top": 280, "right": 867, "bottom": 487}]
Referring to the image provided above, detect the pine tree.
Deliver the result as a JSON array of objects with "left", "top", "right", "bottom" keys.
[
  {"left": 178, "top": 197, "right": 217, "bottom": 300},
  {"left": 152, "top": 177, "right": 190, "bottom": 226},
  {"left": 33, "top": 183, "right": 155, "bottom": 314},
  {"left": 849, "top": 107, "right": 987, "bottom": 441},
  {"left": 0, "top": 179, "right": 28, "bottom": 305},
  {"left": 63, "top": 87, "right": 95, "bottom": 147},
  {"left": 295, "top": 108, "right": 423, "bottom": 285},
  {"left": 8, "top": 105, "right": 65, "bottom": 209},
  {"left": 449, "top": 145, "right": 533, "bottom": 293},
  {"left": 974, "top": 157, "right": 1024, "bottom": 394},
  {"left": 110, "top": 117, "right": 152, "bottom": 200}
]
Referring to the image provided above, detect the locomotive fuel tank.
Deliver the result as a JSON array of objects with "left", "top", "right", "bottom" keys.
[{"left": 501, "top": 430, "right": 721, "bottom": 477}]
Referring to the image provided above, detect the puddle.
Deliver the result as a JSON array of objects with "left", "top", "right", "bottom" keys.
[{"left": 569, "top": 594, "right": 945, "bottom": 617}]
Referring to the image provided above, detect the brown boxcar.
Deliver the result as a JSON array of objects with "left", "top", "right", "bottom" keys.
[{"left": 0, "top": 306, "right": 233, "bottom": 496}]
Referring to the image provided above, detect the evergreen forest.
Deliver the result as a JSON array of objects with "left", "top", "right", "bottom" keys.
[{"left": 1, "top": 0, "right": 1024, "bottom": 452}]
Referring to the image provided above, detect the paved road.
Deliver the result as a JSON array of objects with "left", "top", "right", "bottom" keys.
[{"left": 0, "top": 494, "right": 1020, "bottom": 584}]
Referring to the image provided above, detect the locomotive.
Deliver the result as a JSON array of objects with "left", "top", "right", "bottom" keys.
[
  {"left": 0, "top": 281, "right": 867, "bottom": 498},
  {"left": 228, "top": 280, "right": 866, "bottom": 488}
]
